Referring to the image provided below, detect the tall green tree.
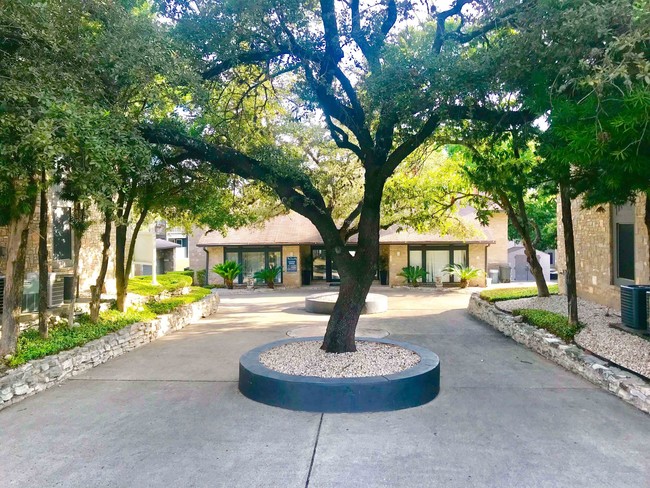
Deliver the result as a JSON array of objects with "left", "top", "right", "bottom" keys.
[
  {"left": 148, "top": 0, "right": 533, "bottom": 352},
  {"left": 0, "top": 0, "right": 95, "bottom": 355}
]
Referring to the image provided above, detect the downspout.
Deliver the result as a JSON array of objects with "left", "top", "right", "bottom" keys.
[
  {"left": 484, "top": 243, "right": 491, "bottom": 287},
  {"left": 204, "top": 247, "right": 209, "bottom": 286}
]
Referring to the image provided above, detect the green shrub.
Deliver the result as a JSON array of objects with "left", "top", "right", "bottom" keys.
[
  {"left": 443, "top": 263, "right": 482, "bottom": 288},
  {"left": 128, "top": 273, "right": 193, "bottom": 297},
  {"left": 512, "top": 308, "right": 582, "bottom": 342},
  {"left": 144, "top": 287, "right": 211, "bottom": 315},
  {"left": 5, "top": 287, "right": 212, "bottom": 368},
  {"left": 253, "top": 266, "right": 282, "bottom": 289},
  {"left": 7, "top": 308, "right": 156, "bottom": 367},
  {"left": 479, "top": 284, "right": 559, "bottom": 302},
  {"left": 398, "top": 266, "right": 428, "bottom": 287},
  {"left": 196, "top": 269, "right": 207, "bottom": 286},
  {"left": 212, "top": 261, "right": 242, "bottom": 289}
]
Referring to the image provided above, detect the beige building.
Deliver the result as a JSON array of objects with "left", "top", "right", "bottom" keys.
[
  {"left": 0, "top": 195, "right": 185, "bottom": 318},
  {"left": 557, "top": 194, "right": 649, "bottom": 309},
  {"left": 192, "top": 210, "right": 508, "bottom": 288},
  {"left": 0, "top": 193, "right": 117, "bottom": 314}
]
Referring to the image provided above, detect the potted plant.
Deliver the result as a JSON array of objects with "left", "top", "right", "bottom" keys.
[
  {"left": 397, "top": 265, "right": 428, "bottom": 287},
  {"left": 212, "top": 261, "right": 242, "bottom": 289},
  {"left": 378, "top": 255, "right": 389, "bottom": 285},
  {"left": 442, "top": 263, "right": 482, "bottom": 288},
  {"left": 301, "top": 254, "right": 313, "bottom": 286},
  {"left": 254, "top": 265, "right": 283, "bottom": 289}
]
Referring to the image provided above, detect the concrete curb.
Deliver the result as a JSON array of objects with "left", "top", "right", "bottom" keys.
[
  {"left": 468, "top": 293, "right": 649, "bottom": 414},
  {"left": 0, "top": 292, "right": 220, "bottom": 412},
  {"left": 239, "top": 337, "right": 440, "bottom": 412}
]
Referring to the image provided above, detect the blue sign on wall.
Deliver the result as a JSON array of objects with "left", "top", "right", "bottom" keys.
[{"left": 286, "top": 256, "right": 298, "bottom": 273}]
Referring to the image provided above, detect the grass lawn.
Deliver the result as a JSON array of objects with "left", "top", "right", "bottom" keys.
[
  {"left": 128, "top": 271, "right": 193, "bottom": 297},
  {"left": 512, "top": 308, "right": 582, "bottom": 342},
  {"left": 479, "top": 284, "right": 559, "bottom": 303},
  {"left": 5, "top": 286, "right": 211, "bottom": 368}
]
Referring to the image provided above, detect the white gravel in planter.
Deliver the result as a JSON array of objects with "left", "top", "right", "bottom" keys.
[
  {"left": 497, "top": 295, "right": 650, "bottom": 378},
  {"left": 259, "top": 340, "right": 421, "bottom": 378}
]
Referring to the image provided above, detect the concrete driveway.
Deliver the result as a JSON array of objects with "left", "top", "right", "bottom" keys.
[{"left": 1, "top": 287, "right": 648, "bottom": 487}]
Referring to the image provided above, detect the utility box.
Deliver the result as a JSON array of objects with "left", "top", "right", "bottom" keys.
[
  {"left": 620, "top": 285, "right": 650, "bottom": 330},
  {"left": 22, "top": 272, "right": 39, "bottom": 313},
  {"left": 498, "top": 265, "right": 511, "bottom": 283}
]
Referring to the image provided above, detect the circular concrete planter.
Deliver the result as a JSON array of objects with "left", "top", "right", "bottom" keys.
[
  {"left": 304, "top": 292, "right": 388, "bottom": 314},
  {"left": 238, "top": 338, "right": 440, "bottom": 412}
]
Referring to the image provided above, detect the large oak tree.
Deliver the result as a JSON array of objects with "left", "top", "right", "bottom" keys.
[{"left": 147, "top": 0, "right": 533, "bottom": 352}]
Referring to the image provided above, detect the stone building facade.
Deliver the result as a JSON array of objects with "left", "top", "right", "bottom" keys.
[
  {"left": 0, "top": 193, "right": 117, "bottom": 314},
  {"left": 191, "top": 210, "right": 509, "bottom": 288},
  {"left": 556, "top": 194, "right": 649, "bottom": 309}
]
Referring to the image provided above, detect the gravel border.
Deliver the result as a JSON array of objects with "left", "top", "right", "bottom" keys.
[
  {"left": 259, "top": 340, "right": 420, "bottom": 378},
  {"left": 496, "top": 296, "right": 649, "bottom": 378}
]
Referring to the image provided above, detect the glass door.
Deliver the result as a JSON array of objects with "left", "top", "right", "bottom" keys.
[
  {"left": 242, "top": 251, "right": 266, "bottom": 283},
  {"left": 312, "top": 249, "right": 327, "bottom": 280},
  {"left": 426, "top": 250, "right": 450, "bottom": 283}
]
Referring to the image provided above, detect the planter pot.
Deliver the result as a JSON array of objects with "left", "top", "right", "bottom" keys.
[
  {"left": 379, "top": 270, "right": 388, "bottom": 285},
  {"left": 301, "top": 270, "right": 311, "bottom": 286},
  {"left": 460, "top": 279, "right": 468, "bottom": 288},
  {"left": 239, "top": 338, "right": 440, "bottom": 412}
]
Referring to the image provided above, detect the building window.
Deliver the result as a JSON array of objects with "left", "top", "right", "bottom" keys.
[
  {"left": 53, "top": 206, "right": 73, "bottom": 261},
  {"left": 169, "top": 237, "right": 189, "bottom": 258},
  {"left": 612, "top": 204, "right": 635, "bottom": 285},
  {"left": 224, "top": 247, "right": 282, "bottom": 284},
  {"left": 408, "top": 245, "right": 469, "bottom": 283},
  {"left": 616, "top": 224, "right": 635, "bottom": 281}
]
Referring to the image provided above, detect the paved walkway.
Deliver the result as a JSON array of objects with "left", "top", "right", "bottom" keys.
[{"left": 1, "top": 288, "right": 648, "bottom": 487}]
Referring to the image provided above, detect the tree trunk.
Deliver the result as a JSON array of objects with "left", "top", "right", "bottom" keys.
[
  {"left": 90, "top": 211, "right": 112, "bottom": 323},
  {"left": 0, "top": 211, "right": 34, "bottom": 356},
  {"left": 321, "top": 263, "right": 375, "bottom": 353},
  {"left": 116, "top": 208, "right": 148, "bottom": 313},
  {"left": 500, "top": 193, "right": 549, "bottom": 297},
  {"left": 67, "top": 202, "right": 85, "bottom": 327},
  {"left": 560, "top": 181, "right": 579, "bottom": 325},
  {"left": 321, "top": 174, "right": 382, "bottom": 353},
  {"left": 38, "top": 174, "right": 49, "bottom": 338},
  {"left": 521, "top": 233, "right": 550, "bottom": 297}
]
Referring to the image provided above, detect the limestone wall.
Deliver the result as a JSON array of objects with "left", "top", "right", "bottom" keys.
[
  {"left": 206, "top": 247, "right": 225, "bottom": 285},
  {"left": 486, "top": 211, "right": 509, "bottom": 268},
  {"left": 557, "top": 194, "right": 649, "bottom": 310},
  {"left": 0, "top": 201, "right": 116, "bottom": 297},
  {"left": 468, "top": 244, "right": 487, "bottom": 287},
  {"left": 388, "top": 245, "right": 408, "bottom": 286},
  {"left": 0, "top": 292, "right": 220, "bottom": 411},
  {"left": 282, "top": 245, "right": 301, "bottom": 287}
]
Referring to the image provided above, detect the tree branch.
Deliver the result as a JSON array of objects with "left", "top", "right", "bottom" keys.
[
  {"left": 140, "top": 124, "right": 347, "bottom": 252},
  {"left": 202, "top": 49, "right": 290, "bottom": 79}
]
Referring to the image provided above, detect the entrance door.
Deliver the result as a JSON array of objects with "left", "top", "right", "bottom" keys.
[
  {"left": 312, "top": 249, "right": 327, "bottom": 280},
  {"left": 241, "top": 251, "right": 266, "bottom": 283},
  {"left": 425, "top": 250, "right": 450, "bottom": 283}
]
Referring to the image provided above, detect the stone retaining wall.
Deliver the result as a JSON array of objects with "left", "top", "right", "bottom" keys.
[
  {"left": 0, "top": 291, "right": 220, "bottom": 412},
  {"left": 468, "top": 294, "right": 650, "bottom": 415}
]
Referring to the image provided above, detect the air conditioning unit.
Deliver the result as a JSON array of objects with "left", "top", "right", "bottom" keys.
[{"left": 48, "top": 273, "right": 67, "bottom": 308}]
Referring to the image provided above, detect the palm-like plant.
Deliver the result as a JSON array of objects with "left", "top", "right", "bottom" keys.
[
  {"left": 398, "top": 265, "right": 428, "bottom": 287},
  {"left": 443, "top": 263, "right": 482, "bottom": 288},
  {"left": 212, "top": 261, "right": 242, "bottom": 289},
  {"left": 253, "top": 265, "right": 282, "bottom": 289}
]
